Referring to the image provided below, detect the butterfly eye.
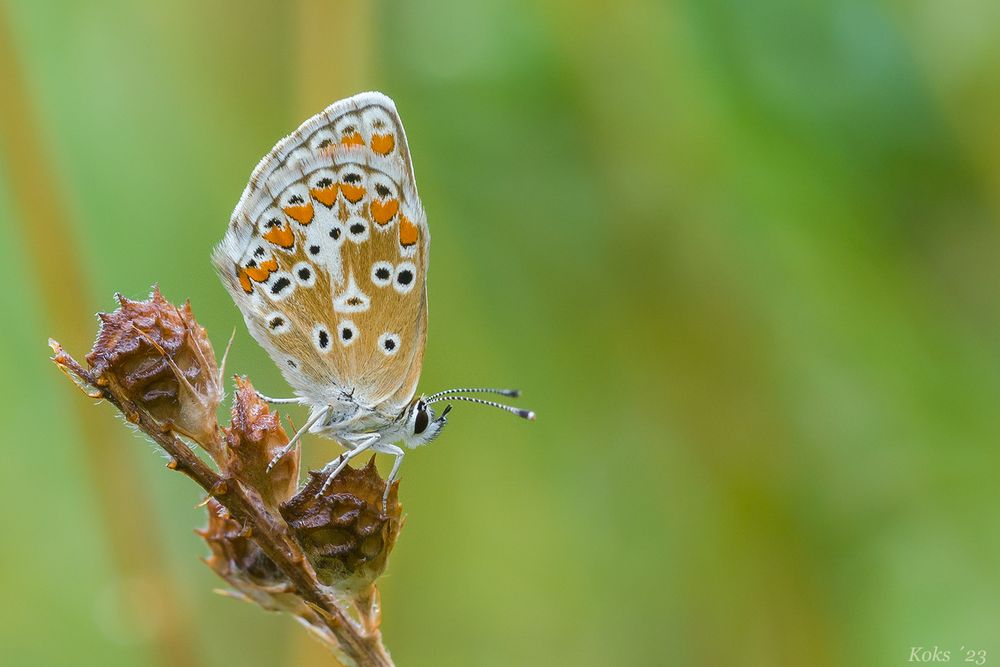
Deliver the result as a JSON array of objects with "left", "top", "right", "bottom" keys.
[
  {"left": 393, "top": 262, "right": 417, "bottom": 294},
  {"left": 413, "top": 403, "right": 429, "bottom": 435}
]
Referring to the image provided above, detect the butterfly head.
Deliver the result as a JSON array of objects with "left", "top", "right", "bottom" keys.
[
  {"left": 401, "top": 398, "right": 451, "bottom": 447},
  {"left": 400, "top": 387, "right": 535, "bottom": 449}
]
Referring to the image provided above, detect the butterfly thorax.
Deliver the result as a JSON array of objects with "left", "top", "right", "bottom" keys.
[
  {"left": 305, "top": 394, "right": 446, "bottom": 450},
  {"left": 307, "top": 399, "right": 399, "bottom": 437}
]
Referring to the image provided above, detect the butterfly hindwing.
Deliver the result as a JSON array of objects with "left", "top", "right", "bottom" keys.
[{"left": 214, "top": 93, "right": 428, "bottom": 414}]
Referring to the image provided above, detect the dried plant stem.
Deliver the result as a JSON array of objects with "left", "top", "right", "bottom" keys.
[{"left": 53, "top": 351, "right": 394, "bottom": 667}]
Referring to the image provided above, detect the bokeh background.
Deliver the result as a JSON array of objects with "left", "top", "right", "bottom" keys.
[{"left": 3, "top": 1, "right": 1000, "bottom": 665}]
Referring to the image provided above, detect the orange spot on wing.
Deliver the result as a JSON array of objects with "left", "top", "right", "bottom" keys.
[
  {"left": 371, "top": 199, "right": 399, "bottom": 225},
  {"left": 399, "top": 216, "right": 419, "bottom": 247},
  {"left": 341, "top": 132, "right": 364, "bottom": 147},
  {"left": 310, "top": 184, "right": 338, "bottom": 207},
  {"left": 237, "top": 267, "right": 253, "bottom": 293},
  {"left": 245, "top": 258, "right": 277, "bottom": 282},
  {"left": 370, "top": 133, "right": 395, "bottom": 155},
  {"left": 263, "top": 223, "right": 295, "bottom": 249},
  {"left": 341, "top": 183, "right": 366, "bottom": 203},
  {"left": 283, "top": 202, "right": 314, "bottom": 225}
]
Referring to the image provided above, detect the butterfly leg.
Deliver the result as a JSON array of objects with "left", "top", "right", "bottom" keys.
[
  {"left": 255, "top": 391, "right": 303, "bottom": 405},
  {"left": 266, "top": 406, "right": 328, "bottom": 472},
  {"left": 376, "top": 443, "right": 405, "bottom": 513},
  {"left": 317, "top": 433, "right": 381, "bottom": 496}
]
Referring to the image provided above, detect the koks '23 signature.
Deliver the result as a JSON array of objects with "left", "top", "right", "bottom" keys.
[{"left": 909, "top": 646, "right": 987, "bottom": 665}]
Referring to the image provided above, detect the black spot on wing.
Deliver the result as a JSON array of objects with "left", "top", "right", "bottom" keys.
[{"left": 271, "top": 277, "right": 291, "bottom": 295}]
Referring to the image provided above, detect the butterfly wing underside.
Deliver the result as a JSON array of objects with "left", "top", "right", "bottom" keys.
[{"left": 214, "top": 92, "right": 428, "bottom": 415}]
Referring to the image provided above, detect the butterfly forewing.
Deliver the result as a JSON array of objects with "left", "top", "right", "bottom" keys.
[{"left": 214, "top": 93, "right": 428, "bottom": 414}]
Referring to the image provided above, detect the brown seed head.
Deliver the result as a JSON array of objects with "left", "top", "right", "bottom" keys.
[
  {"left": 281, "top": 458, "right": 402, "bottom": 593},
  {"left": 85, "top": 287, "right": 222, "bottom": 456},
  {"left": 199, "top": 498, "right": 286, "bottom": 587},
  {"left": 225, "top": 377, "right": 299, "bottom": 506}
]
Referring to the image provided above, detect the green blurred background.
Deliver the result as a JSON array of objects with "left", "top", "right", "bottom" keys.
[{"left": 3, "top": 0, "right": 1000, "bottom": 665}]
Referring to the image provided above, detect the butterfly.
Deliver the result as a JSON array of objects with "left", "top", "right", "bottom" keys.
[{"left": 213, "top": 92, "right": 534, "bottom": 509}]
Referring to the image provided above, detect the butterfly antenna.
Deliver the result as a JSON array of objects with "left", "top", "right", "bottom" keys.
[
  {"left": 426, "top": 395, "right": 535, "bottom": 420},
  {"left": 426, "top": 387, "right": 521, "bottom": 401}
]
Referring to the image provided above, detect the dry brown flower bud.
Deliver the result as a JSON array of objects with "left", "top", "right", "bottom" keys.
[
  {"left": 281, "top": 459, "right": 403, "bottom": 593},
  {"left": 199, "top": 498, "right": 286, "bottom": 588},
  {"left": 224, "top": 377, "right": 299, "bottom": 507},
  {"left": 85, "top": 287, "right": 222, "bottom": 456}
]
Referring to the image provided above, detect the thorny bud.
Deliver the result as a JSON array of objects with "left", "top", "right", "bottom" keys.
[
  {"left": 84, "top": 287, "right": 223, "bottom": 457},
  {"left": 224, "top": 377, "right": 299, "bottom": 507},
  {"left": 197, "top": 499, "right": 340, "bottom": 633},
  {"left": 199, "top": 498, "right": 285, "bottom": 589},
  {"left": 281, "top": 458, "right": 403, "bottom": 593}
]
